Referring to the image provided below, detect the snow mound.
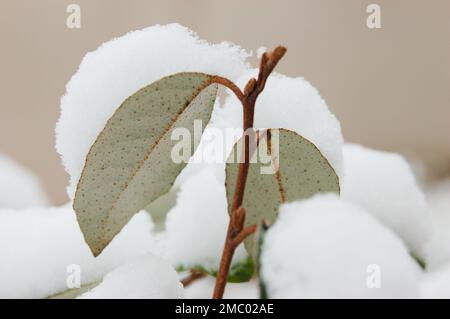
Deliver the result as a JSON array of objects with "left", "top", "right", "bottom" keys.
[
  {"left": 79, "top": 254, "right": 183, "bottom": 299},
  {"left": 261, "top": 194, "right": 422, "bottom": 299},
  {"left": 165, "top": 165, "right": 247, "bottom": 271},
  {"left": 220, "top": 69, "right": 344, "bottom": 177},
  {"left": 341, "top": 144, "right": 431, "bottom": 258},
  {"left": 421, "top": 262, "right": 450, "bottom": 298},
  {"left": 0, "top": 204, "right": 161, "bottom": 298},
  {"left": 424, "top": 179, "right": 450, "bottom": 270},
  {"left": 55, "top": 23, "right": 250, "bottom": 198},
  {"left": 184, "top": 276, "right": 258, "bottom": 299},
  {"left": 0, "top": 154, "right": 49, "bottom": 208}
]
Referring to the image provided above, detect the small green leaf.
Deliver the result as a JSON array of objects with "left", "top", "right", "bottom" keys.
[
  {"left": 74, "top": 72, "right": 218, "bottom": 256},
  {"left": 227, "top": 256, "right": 255, "bottom": 283},
  {"left": 412, "top": 253, "right": 426, "bottom": 270},
  {"left": 226, "top": 128, "right": 340, "bottom": 255},
  {"left": 176, "top": 256, "right": 254, "bottom": 283}
]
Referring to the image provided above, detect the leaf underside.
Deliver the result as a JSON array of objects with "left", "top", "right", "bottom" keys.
[
  {"left": 225, "top": 128, "right": 340, "bottom": 256},
  {"left": 74, "top": 72, "right": 217, "bottom": 256}
]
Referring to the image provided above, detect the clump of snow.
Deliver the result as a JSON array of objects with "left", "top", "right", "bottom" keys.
[
  {"left": 421, "top": 262, "right": 450, "bottom": 298},
  {"left": 172, "top": 125, "right": 239, "bottom": 188},
  {"left": 256, "top": 46, "right": 267, "bottom": 59},
  {"left": 220, "top": 69, "right": 344, "bottom": 177},
  {"left": 55, "top": 23, "right": 250, "bottom": 198},
  {"left": 341, "top": 144, "right": 431, "bottom": 258},
  {"left": 261, "top": 194, "right": 422, "bottom": 299},
  {"left": 423, "top": 179, "right": 450, "bottom": 270},
  {"left": 165, "top": 165, "right": 247, "bottom": 272},
  {"left": 184, "top": 276, "right": 258, "bottom": 299},
  {"left": 0, "top": 204, "right": 162, "bottom": 298},
  {"left": 0, "top": 154, "right": 49, "bottom": 209},
  {"left": 79, "top": 254, "right": 183, "bottom": 299}
]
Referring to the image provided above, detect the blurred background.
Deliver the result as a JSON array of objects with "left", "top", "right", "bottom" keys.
[{"left": 0, "top": 0, "right": 449, "bottom": 205}]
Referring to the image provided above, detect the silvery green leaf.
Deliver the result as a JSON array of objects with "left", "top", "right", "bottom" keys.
[
  {"left": 74, "top": 73, "right": 217, "bottom": 256},
  {"left": 225, "top": 128, "right": 340, "bottom": 255}
]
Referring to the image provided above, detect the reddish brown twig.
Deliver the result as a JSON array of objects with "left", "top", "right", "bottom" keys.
[
  {"left": 181, "top": 270, "right": 205, "bottom": 287},
  {"left": 212, "top": 46, "right": 287, "bottom": 299},
  {"left": 211, "top": 76, "right": 246, "bottom": 103},
  {"left": 211, "top": 207, "right": 256, "bottom": 299},
  {"left": 232, "top": 224, "right": 258, "bottom": 247}
]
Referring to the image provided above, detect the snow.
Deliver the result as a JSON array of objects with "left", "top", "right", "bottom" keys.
[
  {"left": 0, "top": 154, "right": 49, "bottom": 209},
  {"left": 55, "top": 23, "right": 250, "bottom": 198},
  {"left": 184, "top": 276, "right": 258, "bottom": 299},
  {"left": 341, "top": 144, "right": 431, "bottom": 258},
  {"left": 256, "top": 46, "right": 267, "bottom": 59},
  {"left": 424, "top": 179, "right": 450, "bottom": 270},
  {"left": 47, "top": 23, "right": 434, "bottom": 299},
  {"left": 0, "top": 204, "right": 162, "bottom": 298},
  {"left": 79, "top": 254, "right": 183, "bottom": 299},
  {"left": 165, "top": 165, "right": 247, "bottom": 272},
  {"left": 421, "top": 262, "right": 450, "bottom": 298},
  {"left": 220, "top": 69, "right": 344, "bottom": 177},
  {"left": 172, "top": 122, "right": 240, "bottom": 188},
  {"left": 261, "top": 194, "right": 422, "bottom": 299}
]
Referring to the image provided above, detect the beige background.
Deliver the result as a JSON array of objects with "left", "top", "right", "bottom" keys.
[{"left": 0, "top": 0, "right": 449, "bottom": 205}]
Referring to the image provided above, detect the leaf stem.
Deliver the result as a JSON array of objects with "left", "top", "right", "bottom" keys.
[
  {"left": 212, "top": 46, "right": 287, "bottom": 299},
  {"left": 232, "top": 224, "right": 258, "bottom": 247},
  {"left": 181, "top": 270, "right": 205, "bottom": 287},
  {"left": 211, "top": 76, "right": 246, "bottom": 103}
]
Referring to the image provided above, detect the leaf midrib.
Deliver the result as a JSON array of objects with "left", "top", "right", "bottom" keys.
[{"left": 102, "top": 78, "right": 215, "bottom": 225}]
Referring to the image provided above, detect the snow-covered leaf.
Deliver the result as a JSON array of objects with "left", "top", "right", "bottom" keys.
[
  {"left": 74, "top": 72, "right": 218, "bottom": 256},
  {"left": 220, "top": 70, "right": 345, "bottom": 178},
  {"left": 56, "top": 24, "right": 250, "bottom": 199},
  {"left": 226, "top": 128, "right": 340, "bottom": 255}
]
